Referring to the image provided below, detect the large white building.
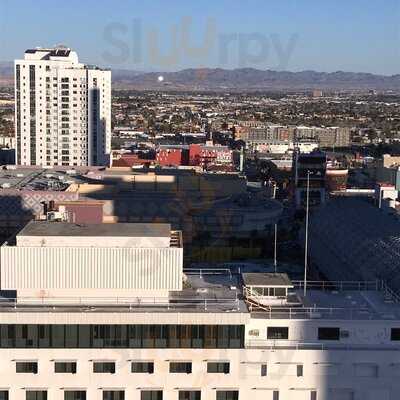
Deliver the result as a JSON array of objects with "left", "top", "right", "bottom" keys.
[
  {"left": 0, "top": 221, "right": 400, "bottom": 399},
  {"left": 15, "top": 47, "right": 111, "bottom": 167}
]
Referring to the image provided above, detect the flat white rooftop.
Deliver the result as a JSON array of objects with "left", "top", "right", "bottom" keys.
[
  {"left": 251, "top": 280, "right": 400, "bottom": 321},
  {"left": 0, "top": 272, "right": 245, "bottom": 314}
]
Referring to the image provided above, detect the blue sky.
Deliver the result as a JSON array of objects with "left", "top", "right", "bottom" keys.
[{"left": 1, "top": 0, "right": 399, "bottom": 74}]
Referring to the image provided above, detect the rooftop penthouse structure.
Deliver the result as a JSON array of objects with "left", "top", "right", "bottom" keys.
[
  {"left": 1, "top": 221, "right": 183, "bottom": 300},
  {"left": 0, "top": 221, "right": 399, "bottom": 399}
]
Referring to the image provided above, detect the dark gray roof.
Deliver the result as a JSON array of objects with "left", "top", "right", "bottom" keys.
[
  {"left": 50, "top": 49, "right": 71, "bottom": 57},
  {"left": 308, "top": 197, "right": 400, "bottom": 289},
  {"left": 242, "top": 273, "right": 293, "bottom": 287},
  {"left": 25, "top": 48, "right": 71, "bottom": 58},
  {"left": 18, "top": 221, "right": 171, "bottom": 238}
]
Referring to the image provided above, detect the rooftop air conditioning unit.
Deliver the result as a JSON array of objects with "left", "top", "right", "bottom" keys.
[{"left": 47, "top": 211, "right": 67, "bottom": 222}]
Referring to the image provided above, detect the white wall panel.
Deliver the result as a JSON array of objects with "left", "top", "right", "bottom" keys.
[{"left": 1, "top": 247, "right": 183, "bottom": 291}]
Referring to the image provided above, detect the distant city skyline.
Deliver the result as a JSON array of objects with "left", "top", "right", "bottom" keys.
[{"left": 1, "top": 0, "right": 399, "bottom": 75}]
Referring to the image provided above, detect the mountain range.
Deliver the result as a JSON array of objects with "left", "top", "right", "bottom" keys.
[{"left": 1, "top": 62, "right": 399, "bottom": 91}]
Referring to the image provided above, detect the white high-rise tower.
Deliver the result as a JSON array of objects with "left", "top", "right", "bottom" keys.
[{"left": 15, "top": 47, "right": 111, "bottom": 166}]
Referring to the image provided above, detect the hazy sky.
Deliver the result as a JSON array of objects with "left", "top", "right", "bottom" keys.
[{"left": 1, "top": 0, "right": 399, "bottom": 74}]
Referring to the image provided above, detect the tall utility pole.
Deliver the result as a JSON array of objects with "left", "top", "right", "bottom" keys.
[
  {"left": 271, "top": 181, "right": 278, "bottom": 274},
  {"left": 304, "top": 171, "right": 310, "bottom": 297},
  {"left": 274, "top": 223, "right": 278, "bottom": 274},
  {"left": 239, "top": 146, "right": 245, "bottom": 173}
]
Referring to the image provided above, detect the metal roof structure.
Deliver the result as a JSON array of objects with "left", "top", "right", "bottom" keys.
[{"left": 307, "top": 197, "right": 400, "bottom": 292}]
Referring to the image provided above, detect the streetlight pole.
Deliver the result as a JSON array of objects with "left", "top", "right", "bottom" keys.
[
  {"left": 271, "top": 181, "right": 278, "bottom": 274},
  {"left": 304, "top": 171, "right": 310, "bottom": 298}
]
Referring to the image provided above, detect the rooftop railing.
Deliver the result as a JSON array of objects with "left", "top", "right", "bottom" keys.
[
  {"left": 246, "top": 339, "right": 400, "bottom": 351},
  {"left": 253, "top": 306, "right": 376, "bottom": 320},
  {"left": 291, "top": 280, "right": 380, "bottom": 292},
  {"left": 0, "top": 295, "right": 241, "bottom": 312},
  {"left": 292, "top": 280, "right": 400, "bottom": 303},
  {"left": 244, "top": 280, "right": 400, "bottom": 319},
  {"left": 184, "top": 268, "right": 233, "bottom": 278}
]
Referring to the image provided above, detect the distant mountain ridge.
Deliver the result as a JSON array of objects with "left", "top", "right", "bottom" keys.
[
  {"left": 1, "top": 62, "right": 400, "bottom": 90},
  {"left": 0, "top": 62, "right": 13, "bottom": 77},
  {"left": 112, "top": 68, "right": 400, "bottom": 90}
]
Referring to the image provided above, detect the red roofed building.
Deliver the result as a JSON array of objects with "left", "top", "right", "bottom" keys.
[
  {"left": 156, "top": 146, "right": 189, "bottom": 166},
  {"left": 112, "top": 153, "right": 154, "bottom": 168},
  {"left": 189, "top": 144, "right": 233, "bottom": 169},
  {"left": 155, "top": 144, "right": 233, "bottom": 169}
]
